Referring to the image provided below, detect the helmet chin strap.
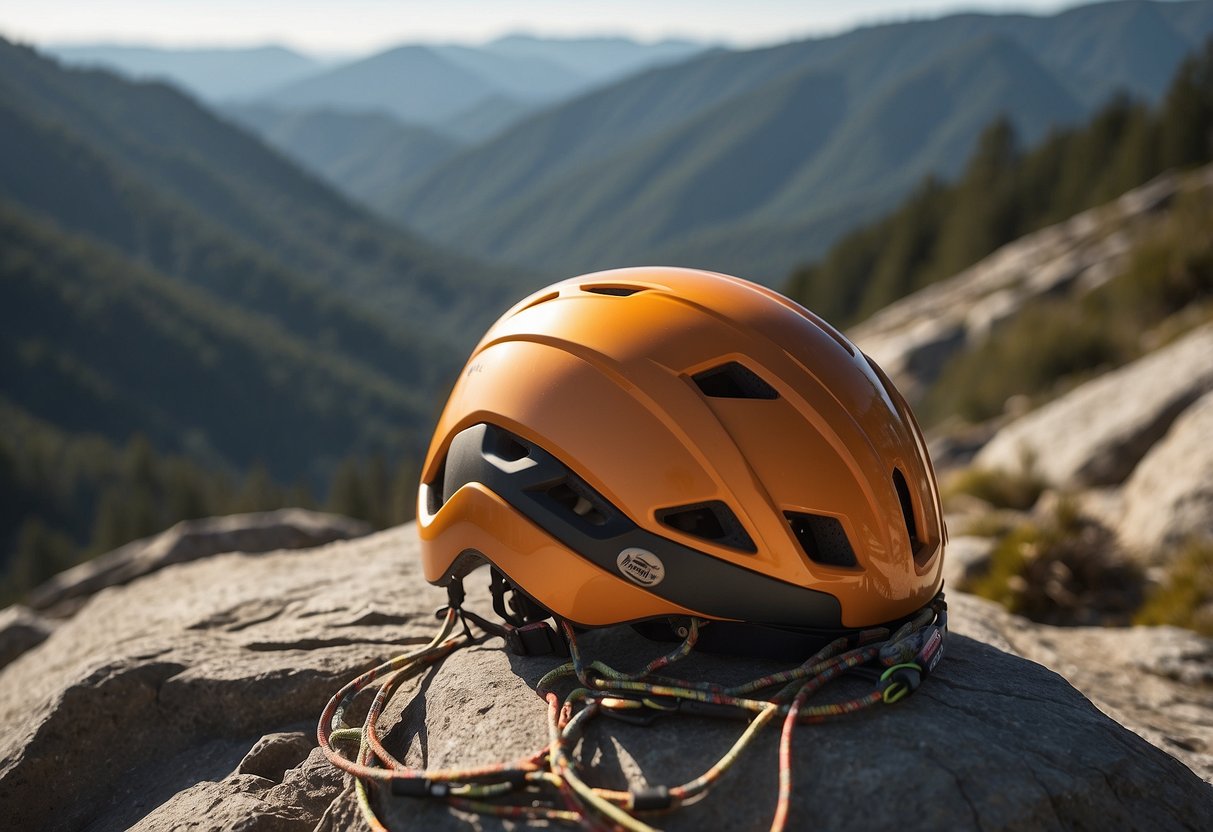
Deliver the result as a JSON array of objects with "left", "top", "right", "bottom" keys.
[
  {"left": 488, "top": 567, "right": 550, "bottom": 627},
  {"left": 440, "top": 570, "right": 570, "bottom": 658}
]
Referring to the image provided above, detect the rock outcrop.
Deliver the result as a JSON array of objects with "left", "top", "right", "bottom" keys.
[
  {"left": 852, "top": 168, "right": 1213, "bottom": 404},
  {"left": 1118, "top": 391, "right": 1213, "bottom": 558},
  {"left": 974, "top": 324, "right": 1213, "bottom": 489},
  {"left": 0, "top": 525, "right": 1209, "bottom": 832},
  {"left": 0, "top": 604, "right": 52, "bottom": 670},
  {"left": 952, "top": 593, "right": 1213, "bottom": 785},
  {"left": 26, "top": 509, "right": 372, "bottom": 617},
  {"left": 941, "top": 535, "right": 996, "bottom": 587}
]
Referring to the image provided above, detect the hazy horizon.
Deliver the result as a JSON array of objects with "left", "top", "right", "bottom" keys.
[{"left": 2, "top": 0, "right": 1116, "bottom": 55}]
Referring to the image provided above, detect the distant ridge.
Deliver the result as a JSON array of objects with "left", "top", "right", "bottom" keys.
[
  {"left": 242, "top": 36, "right": 706, "bottom": 133},
  {"left": 0, "top": 36, "right": 526, "bottom": 483},
  {"left": 46, "top": 43, "right": 324, "bottom": 100},
  {"left": 223, "top": 105, "right": 463, "bottom": 207},
  {"left": 387, "top": 0, "right": 1213, "bottom": 282},
  {"left": 259, "top": 44, "right": 577, "bottom": 126}
]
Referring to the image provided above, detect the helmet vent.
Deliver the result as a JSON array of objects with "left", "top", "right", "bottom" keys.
[
  {"left": 545, "top": 481, "right": 609, "bottom": 527},
  {"left": 892, "top": 468, "right": 922, "bottom": 555},
  {"left": 785, "top": 512, "right": 857, "bottom": 568},
  {"left": 657, "top": 501, "right": 757, "bottom": 552},
  {"left": 424, "top": 458, "right": 448, "bottom": 514},
  {"left": 485, "top": 430, "right": 529, "bottom": 463},
  {"left": 583, "top": 284, "right": 643, "bottom": 297},
  {"left": 692, "top": 362, "right": 778, "bottom": 400},
  {"left": 516, "top": 290, "right": 560, "bottom": 313}
]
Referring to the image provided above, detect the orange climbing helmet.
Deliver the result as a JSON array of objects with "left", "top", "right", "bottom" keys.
[{"left": 417, "top": 267, "right": 945, "bottom": 648}]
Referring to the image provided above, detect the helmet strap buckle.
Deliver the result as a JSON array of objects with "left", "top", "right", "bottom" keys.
[
  {"left": 506, "top": 620, "right": 570, "bottom": 657},
  {"left": 489, "top": 567, "right": 549, "bottom": 627}
]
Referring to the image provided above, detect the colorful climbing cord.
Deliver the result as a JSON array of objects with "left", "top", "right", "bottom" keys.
[{"left": 317, "top": 593, "right": 947, "bottom": 831}]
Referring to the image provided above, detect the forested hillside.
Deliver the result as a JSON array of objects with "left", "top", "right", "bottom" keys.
[
  {"left": 0, "top": 39, "right": 526, "bottom": 594},
  {"left": 5, "top": 4, "right": 1212, "bottom": 606},
  {"left": 787, "top": 38, "right": 1213, "bottom": 328},
  {"left": 0, "top": 38, "right": 520, "bottom": 333},
  {"left": 224, "top": 105, "right": 464, "bottom": 206},
  {"left": 0, "top": 204, "right": 430, "bottom": 475},
  {"left": 923, "top": 181, "right": 1213, "bottom": 425}
]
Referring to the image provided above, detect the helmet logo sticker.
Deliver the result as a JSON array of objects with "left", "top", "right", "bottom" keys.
[{"left": 616, "top": 548, "right": 665, "bottom": 587}]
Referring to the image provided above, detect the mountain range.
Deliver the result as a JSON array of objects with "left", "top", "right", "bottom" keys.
[
  {"left": 6, "top": 0, "right": 1213, "bottom": 568},
  {"left": 0, "top": 37, "right": 526, "bottom": 486},
  {"left": 223, "top": 105, "right": 464, "bottom": 206},
  {"left": 45, "top": 43, "right": 325, "bottom": 101},
  {"left": 250, "top": 37, "right": 706, "bottom": 140},
  {"left": 50, "top": 36, "right": 706, "bottom": 140},
  {"left": 62, "top": 4, "right": 1210, "bottom": 287},
  {"left": 385, "top": 0, "right": 1213, "bottom": 282}
]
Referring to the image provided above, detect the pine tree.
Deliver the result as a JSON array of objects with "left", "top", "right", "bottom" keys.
[
  {"left": 4, "top": 516, "right": 78, "bottom": 599},
  {"left": 233, "top": 462, "right": 280, "bottom": 514},
  {"left": 929, "top": 118, "right": 1019, "bottom": 279},
  {"left": 365, "top": 455, "right": 390, "bottom": 529},
  {"left": 1158, "top": 41, "right": 1213, "bottom": 169},
  {"left": 389, "top": 457, "right": 419, "bottom": 526},
  {"left": 327, "top": 457, "right": 371, "bottom": 523}
]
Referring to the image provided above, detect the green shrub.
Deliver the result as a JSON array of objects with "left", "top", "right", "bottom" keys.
[
  {"left": 942, "top": 463, "right": 1046, "bottom": 511},
  {"left": 1095, "top": 188, "right": 1213, "bottom": 321},
  {"left": 921, "top": 187, "right": 1213, "bottom": 428},
  {"left": 1134, "top": 541, "right": 1213, "bottom": 636},
  {"left": 962, "top": 498, "right": 1145, "bottom": 625},
  {"left": 954, "top": 511, "right": 1023, "bottom": 539},
  {"left": 922, "top": 300, "right": 1132, "bottom": 425}
]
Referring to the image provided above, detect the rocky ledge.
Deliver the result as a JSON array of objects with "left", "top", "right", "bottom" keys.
[{"left": 0, "top": 521, "right": 1210, "bottom": 831}]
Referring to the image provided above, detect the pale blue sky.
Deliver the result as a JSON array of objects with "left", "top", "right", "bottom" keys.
[{"left": 0, "top": 0, "right": 1112, "bottom": 54}]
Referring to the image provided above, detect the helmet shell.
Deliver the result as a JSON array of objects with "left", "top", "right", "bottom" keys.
[{"left": 418, "top": 267, "right": 944, "bottom": 629}]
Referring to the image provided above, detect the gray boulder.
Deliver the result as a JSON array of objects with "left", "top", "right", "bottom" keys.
[
  {"left": 1, "top": 524, "right": 1209, "bottom": 831},
  {"left": 26, "top": 508, "right": 372, "bottom": 616},
  {"left": 0, "top": 605, "right": 53, "bottom": 670},
  {"left": 941, "top": 535, "right": 995, "bottom": 587},
  {"left": 1118, "top": 391, "right": 1213, "bottom": 559},
  {"left": 974, "top": 324, "right": 1213, "bottom": 489},
  {"left": 953, "top": 593, "right": 1213, "bottom": 784}
]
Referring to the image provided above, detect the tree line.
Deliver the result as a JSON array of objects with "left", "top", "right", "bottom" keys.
[
  {"left": 786, "top": 38, "right": 1213, "bottom": 328},
  {"left": 0, "top": 413, "right": 417, "bottom": 604}
]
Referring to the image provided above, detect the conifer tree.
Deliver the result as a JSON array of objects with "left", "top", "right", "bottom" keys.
[
  {"left": 5, "top": 516, "right": 77, "bottom": 599},
  {"left": 327, "top": 458, "right": 371, "bottom": 524}
]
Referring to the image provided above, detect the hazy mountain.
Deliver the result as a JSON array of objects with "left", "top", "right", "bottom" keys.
[
  {"left": 258, "top": 45, "right": 500, "bottom": 125},
  {"left": 389, "top": 0, "right": 1213, "bottom": 282},
  {"left": 421, "top": 36, "right": 1079, "bottom": 277},
  {"left": 46, "top": 43, "right": 324, "bottom": 101},
  {"left": 390, "top": 43, "right": 820, "bottom": 234},
  {"left": 0, "top": 38, "right": 518, "bottom": 328},
  {"left": 429, "top": 44, "right": 590, "bottom": 102},
  {"left": 253, "top": 36, "right": 708, "bottom": 135},
  {"left": 786, "top": 37, "right": 1213, "bottom": 334},
  {"left": 0, "top": 37, "right": 527, "bottom": 483},
  {"left": 254, "top": 43, "right": 590, "bottom": 129},
  {"left": 930, "top": 0, "right": 1213, "bottom": 104},
  {"left": 224, "top": 105, "right": 463, "bottom": 207},
  {"left": 749, "top": 35, "right": 1080, "bottom": 219},
  {"left": 438, "top": 94, "right": 536, "bottom": 143},
  {"left": 484, "top": 34, "right": 707, "bottom": 83}
]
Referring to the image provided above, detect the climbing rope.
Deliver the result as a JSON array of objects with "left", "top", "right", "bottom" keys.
[{"left": 317, "top": 591, "right": 947, "bottom": 831}]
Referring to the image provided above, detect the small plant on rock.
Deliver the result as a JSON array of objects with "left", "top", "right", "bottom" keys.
[
  {"left": 943, "top": 462, "right": 1047, "bottom": 512},
  {"left": 962, "top": 498, "right": 1145, "bottom": 626},
  {"left": 1134, "top": 540, "right": 1213, "bottom": 636}
]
